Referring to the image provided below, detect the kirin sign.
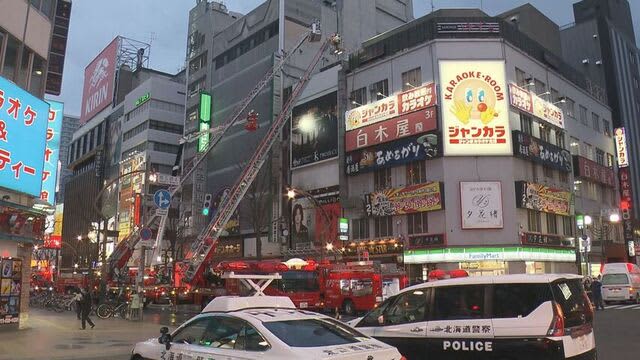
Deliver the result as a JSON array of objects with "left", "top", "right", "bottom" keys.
[{"left": 80, "top": 38, "right": 118, "bottom": 124}]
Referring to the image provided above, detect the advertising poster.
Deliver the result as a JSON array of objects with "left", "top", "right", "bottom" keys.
[
  {"left": 460, "top": 182, "right": 504, "bottom": 229},
  {"left": 345, "top": 107, "right": 437, "bottom": 152},
  {"left": 508, "top": 84, "right": 564, "bottom": 128},
  {"left": 117, "top": 154, "right": 146, "bottom": 242},
  {"left": 42, "top": 101, "right": 64, "bottom": 204},
  {"left": 0, "top": 279, "right": 10, "bottom": 295},
  {"left": 440, "top": 60, "right": 511, "bottom": 155},
  {"left": 1, "top": 261, "right": 11, "bottom": 278},
  {"left": 0, "top": 258, "right": 20, "bottom": 325},
  {"left": 365, "top": 182, "right": 444, "bottom": 216},
  {"left": 515, "top": 181, "right": 572, "bottom": 216},
  {"left": 291, "top": 92, "right": 338, "bottom": 168},
  {"left": 291, "top": 188, "right": 339, "bottom": 249},
  {"left": 513, "top": 130, "right": 572, "bottom": 172},
  {"left": 345, "top": 133, "right": 440, "bottom": 175},
  {"left": 80, "top": 38, "right": 118, "bottom": 124},
  {"left": 0, "top": 75, "right": 50, "bottom": 197}
]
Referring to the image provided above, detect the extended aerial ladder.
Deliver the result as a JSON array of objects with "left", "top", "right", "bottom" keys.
[{"left": 106, "top": 23, "right": 340, "bottom": 283}]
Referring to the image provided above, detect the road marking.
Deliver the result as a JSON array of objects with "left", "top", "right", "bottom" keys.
[
  {"left": 604, "top": 305, "right": 623, "bottom": 309},
  {"left": 617, "top": 304, "right": 640, "bottom": 309}
]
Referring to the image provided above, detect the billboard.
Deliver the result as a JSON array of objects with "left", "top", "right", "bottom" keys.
[
  {"left": 291, "top": 189, "right": 340, "bottom": 250},
  {"left": 117, "top": 154, "right": 146, "bottom": 242},
  {"left": 365, "top": 182, "right": 444, "bottom": 216},
  {"left": 614, "top": 127, "right": 629, "bottom": 168},
  {"left": 345, "top": 133, "right": 439, "bottom": 175},
  {"left": 0, "top": 75, "right": 50, "bottom": 197},
  {"left": 345, "top": 83, "right": 437, "bottom": 131},
  {"left": 345, "top": 107, "right": 437, "bottom": 152},
  {"left": 440, "top": 60, "right": 511, "bottom": 155},
  {"left": 291, "top": 92, "right": 338, "bottom": 168},
  {"left": 515, "top": 181, "right": 572, "bottom": 216},
  {"left": 512, "top": 130, "right": 572, "bottom": 172},
  {"left": 80, "top": 38, "right": 118, "bottom": 124},
  {"left": 573, "top": 155, "right": 616, "bottom": 187},
  {"left": 508, "top": 84, "right": 564, "bottom": 129},
  {"left": 460, "top": 181, "right": 504, "bottom": 229},
  {"left": 41, "top": 101, "right": 64, "bottom": 205}
]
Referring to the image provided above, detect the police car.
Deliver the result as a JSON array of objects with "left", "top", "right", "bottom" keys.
[
  {"left": 347, "top": 274, "right": 596, "bottom": 360},
  {"left": 131, "top": 296, "right": 405, "bottom": 360}
]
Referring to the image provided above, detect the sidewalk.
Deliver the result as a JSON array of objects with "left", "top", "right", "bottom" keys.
[{"left": 0, "top": 309, "right": 175, "bottom": 360}]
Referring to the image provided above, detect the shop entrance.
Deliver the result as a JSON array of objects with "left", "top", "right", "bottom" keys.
[{"left": 460, "top": 261, "right": 506, "bottom": 276}]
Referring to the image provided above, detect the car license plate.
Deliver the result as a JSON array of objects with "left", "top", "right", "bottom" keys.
[{"left": 300, "top": 302, "right": 308, "bottom": 308}]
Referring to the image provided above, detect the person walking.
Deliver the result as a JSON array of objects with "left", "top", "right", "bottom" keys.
[
  {"left": 590, "top": 275, "right": 605, "bottom": 310},
  {"left": 73, "top": 289, "right": 83, "bottom": 320},
  {"left": 80, "top": 288, "right": 95, "bottom": 329}
]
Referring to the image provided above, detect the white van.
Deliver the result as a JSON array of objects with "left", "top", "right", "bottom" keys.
[
  {"left": 601, "top": 262, "right": 640, "bottom": 304},
  {"left": 348, "top": 274, "right": 596, "bottom": 360}
]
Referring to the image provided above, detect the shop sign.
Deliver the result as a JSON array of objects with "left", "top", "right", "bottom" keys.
[
  {"left": 436, "top": 22, "right": 500, "bottom": 34},
  {"left": 440, "top": 61, "right": 511, "bottom": 155},
  {"left": 614, "top": 128, "right": 629, "bottom": 168},
  {"left": 408, "top": 234, "right": 445, "bottom": 249},
  {"left": 618, "top": 167, "right": 634, "bottom": 241},
  {"left": 573, "top": 155, "right": 616, "bottom": 187},
  {"left": 134, "top": 92, "right": 150, "bottom": 108},
  {"left": 512, "top": 130, "right": 572, "bottom": 172},
  {"left": 509, "top": 84, "right": 564, "bottom": 128},
  {"left": 365, "top": 182, "right": 443, "bottom": 216},
  {"left": 42, "top": 101, "right": 64, "bottom": 205},
  {"left": 521, "top": 232, "right": 574, "bottom": 248},
  {"left": 345, "top": 107, "right": 437, "bottom": 152},
  {"left": 342, "top": 239, "right": 403, "bottom": 257},
  {"left": 0, "top": 258, "right": 22, "bottom": 325},
  {"left": 460, "top": 181, "right": 504, "bottom": 229},
  {"left": 345, "top": 133, "right": 439, "bottom": 176},
  {"left": 345, "top": 83, "right": 436, "bottom": 131},
  {"left": 515, "top": 181, "right": 572, "bottom": 216},
  {"left": 628, "top": 241, "right": 636, "bottom": 257},
  {"left": 339, "top": 218, "right": 349, "bottom": 241},
  {"left": 212, "top": 238, "right": 242, "bottom": 258},
  {"left": 403, "top": 246, "right": 576, "bottom": 264}
]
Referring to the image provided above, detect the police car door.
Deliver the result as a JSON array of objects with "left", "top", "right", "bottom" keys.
[
  {"left": 371, "top": 288, "right": 430, "bottom": 359},
  {"left": 426, "top": 285, "right": 494, "bottom": 359}
]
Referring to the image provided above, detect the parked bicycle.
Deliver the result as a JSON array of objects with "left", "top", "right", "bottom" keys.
[{"left": 96, "top": 301, "right": 128, "bottom": 319}]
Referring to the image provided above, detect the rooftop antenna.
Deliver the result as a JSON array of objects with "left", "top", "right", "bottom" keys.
[
  {"left": 431, "top": 0, "right": 435, "bottom": 13},
  {"left": 148, "top": 31, "right": 157, "bottom": 46}
]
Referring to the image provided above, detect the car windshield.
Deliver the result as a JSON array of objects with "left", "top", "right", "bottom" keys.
[
  {"left": 602, "top": 274, "right": 629, "bottom": 285},
  {"left": 263, "top": 318, "right": 369, "bottom": 347},
  {"left": 276, "top": 271, "right": 319, "bottom": 293}
]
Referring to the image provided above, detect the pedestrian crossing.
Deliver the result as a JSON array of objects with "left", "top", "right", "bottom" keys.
[{"left": 603, "top": 304, "right": 640, "bottom": 310}]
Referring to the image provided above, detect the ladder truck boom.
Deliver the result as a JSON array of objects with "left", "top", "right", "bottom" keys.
[
  {"left": 106, "top": 24, "right": 324, "bottom": 279},
  {"left": 177, "top": 32, "right": 339, "bottom": 286}
]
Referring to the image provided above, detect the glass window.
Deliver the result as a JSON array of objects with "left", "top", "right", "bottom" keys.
[
  {"left": 602, "top": 119, "right": 611, "bottom": 136},
  {"left": 40, "top": 0, "right": 54, "bottom": 18},
  {"left": 172, "top": 317, "right": 211, "bottom": 345},
  {"left": 592, "top": 113, "right": 600, "bottom": 132},
  {"left": 602, "top": 274, "right": 629, "bottom": 285},
  {"left": 556, "top": 132, "right": 565, "bottom": 149},
  {"left": 539, "top": 125, "right": 551, "bottom": 142},
  {"left": 352, "top": 218, "right": 369, "bottom": 240},
  {"left": 401, "top": 67, "right": 422, "bottom": 91},
  {"left": 350, "top": 87, "right": 366, "bottom": 106},
  {"left": 565, "top": 98, "right": 575, "bottom": 118},
  {"left": 546, "top": 213, "right": 557, "bottom": 234},
  {"left": 582, "top": 143, "right": 593, "bottom": 160},
  {"left": 562, "top": 216, "right": 573, "bottom": 236},
  {"left": 515, "top": 67, "right": 527, "bottom": 87},
  {"left": 357, "top": 296, "right": 394, "bottom": 327},
  {"left": 569, "top": 137, "right": 580, "bottom": 155},
  {"left": 150, "top": 120, "right": 184, "bottom": 134},
  {"left": 543, "top": 166, "right": 553, "bottom": 179},
  {"left": 520, "top": 113, "right": 532, "bottom": 134},
  {"left": 263, "top": 318, "right": 368, "bottom": 348},
  {"left": 89, "top": 128, "right": 95, "bottom": 150},
  {"left": 550, "top": 88, "right": 559, "bottom": 103},
  {"left": 374, "top": 168, "right": 391, "bottom": 190},
  {"left": 528, "top": 210, "right": 541, "bottom": 232},
  {"left": 406, "top": 160, "right": 426, "bottom": 185},
  {"left": 277, "top": 271, "right": 319, "bottom": 293},
  {"left": 29, "top": 55, "right": 45, "bottom": 96},
  {"left": 18, "top": 47, "right": 32, "bottom": 88},
  {"left": 559, "top": 171, "right": 568, "bottom": 183},
  {"left": 1, "top": 35, "right": 19, "bottom": 80},
  {"left": 432, "top": 285, "right": 485, "bottom": 320},
  {"left": 374, "top": 216, "right": 393, "bottom": 237},
  {"left": 407, "top": 212, "right": 428, "bottom": 235},
  {"left": 595, "top": 148, "right": 605, "bottom": 165},
  {"left": 492, "top": 284, "right": 552, "bottom": 318},
  {"left": 382, "top": 289, "right": 429, "bottom": 325},
  {"left": 369, "top": 79, "right": 389, "bottom": 102},
  {"left": 579, "top": 105, "right": 588, "bottom": 125},
  {"left": 534, "top": 79, "right": 546, "bottom": 95},
  {"left": 550, "top": 279, "right": 591, "bottom": 327}
]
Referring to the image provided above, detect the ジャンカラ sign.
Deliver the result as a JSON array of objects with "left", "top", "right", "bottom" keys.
[
  {"left": 509, "top": 84, "right": 564, "bottom": 129},
  {"left": 614, "top": 127, "right": 629, "bottom": 168}
]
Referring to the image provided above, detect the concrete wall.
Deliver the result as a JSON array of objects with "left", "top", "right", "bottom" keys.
[{"left": 0, "top": 0, "right": 52, "bottom": 59}]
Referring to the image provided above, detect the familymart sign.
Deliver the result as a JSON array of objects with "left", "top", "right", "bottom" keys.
[{"left": 404, "top": 246, "right": 576, "bottom": 264}]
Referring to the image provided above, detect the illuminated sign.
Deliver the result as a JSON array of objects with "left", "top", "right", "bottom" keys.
[
  {"left": 509, "top": 84, "right": 564, "bottom": 129},
  {"left": 614, "top": 127, "right": 629, "bottom": 168},
  {"left": 0, "top": 75, "right": 50, "bottom": 197},
  {"left": 404, "top": 246, "right": 576, "bottom": 264},
  {"left": 345, "top": 106, "right": 437, "bottom": 152},
  {"left": 512, "top": 130, "right": 572, "bottom": 172},
  {"left": 460, "top": 181, "right": 504, "bottom": 229},
  {"left": 80, "top": 38, "right": 118, "bottom": 124},
  {"left": 515, "top": 181, "right": 572, "bottom": 216},
  {"left": 134, "top": 92, "right": 150, "bottom": 108},
  {"left": 573, "top": 155, "right": 616, "bottom": 187},
  {"left": 520, "top": 232, "right": 574, "bottom": 248},
  {"left": 198, "top": 92, "right": 212, "bottom": 153},
  {"left": 42, "top": 101, "right": 64, "bottom": 204},
  {"left": 440, "top": 60, "right": 511, "bottom": 155},
  {"left": 339, "top": 218, "right": 349, "bottom": 241},
  {"left": 365, "top": 182, "right": 443, "bottom": 216},
  {"left": 345, "top": 83, "right": 437, "bottom": 131}
]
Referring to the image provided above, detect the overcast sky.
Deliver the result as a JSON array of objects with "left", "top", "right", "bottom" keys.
[{"left": 48, "top": 0, "right": 640, "bottom": 116}]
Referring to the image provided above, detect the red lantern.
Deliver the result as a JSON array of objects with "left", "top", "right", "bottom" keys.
[{"left": 245, "top": 110, "right": 259, "bottom": 131}]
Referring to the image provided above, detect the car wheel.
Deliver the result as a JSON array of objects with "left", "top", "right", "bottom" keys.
[{"left": 342, "top": 299, "right": 355, "bottom": 316}]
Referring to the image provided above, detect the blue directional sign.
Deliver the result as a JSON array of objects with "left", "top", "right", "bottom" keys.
[{"left": 153, "top": 189, "right": 171, "bottom": 209}]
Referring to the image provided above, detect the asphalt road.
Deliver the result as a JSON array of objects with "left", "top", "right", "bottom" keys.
[{"left": 594, "top": 304, "right": 640, "bottom": 359}]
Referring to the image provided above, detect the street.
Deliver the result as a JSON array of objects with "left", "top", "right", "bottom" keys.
[{"left": 0, "top": 304, "right": 638, "bottom": 359}]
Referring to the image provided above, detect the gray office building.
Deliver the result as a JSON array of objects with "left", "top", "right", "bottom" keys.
[{"left": 56, "top": 114, "right": 79, "bottom": 204}]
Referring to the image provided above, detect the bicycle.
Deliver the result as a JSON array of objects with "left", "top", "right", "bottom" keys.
[{"left": 96, "top": 301, "right": 128, "bottom": 319}]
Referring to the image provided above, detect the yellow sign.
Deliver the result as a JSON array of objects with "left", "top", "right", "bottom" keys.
[{"left": 440, "top": 60, "right": 511, "bottom": 156}]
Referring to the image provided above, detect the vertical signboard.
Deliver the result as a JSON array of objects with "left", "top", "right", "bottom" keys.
[
  {"left": 0, "top": 75, "right": 50, "bottom": 197},
  {"left": 42, "top": 101, "right": 64, "bottom": 205},
  {"left": 440, "top": 60, "right": 511, "bottom": 155},
  {"left": 80, "top": 38, "right": 118, "bottom": 125},
  {"left": 198, "top": 92, "right": 212, "bottom": 153},
  {"left": 618, "top": 167, "right": 634, "bottom": 242},
  {"left": 614, "top": 127, "right": 629, "bottom": 168}
]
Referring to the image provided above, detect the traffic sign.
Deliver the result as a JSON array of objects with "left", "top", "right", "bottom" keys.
[
  {"left": 153, "top": 189, "right": 171, "bottom": 209},
  {"left": 155, "top": 209, "right": 168, "bottom": 216},
  {"left": 140, "top": 227, "right": 153, "bottom": 241}
]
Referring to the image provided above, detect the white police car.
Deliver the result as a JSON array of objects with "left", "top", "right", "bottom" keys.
[
  {"left": 131, "top": 296, "right": 405, "bottom": 360},
  {"left": 348, "top": 274, "right": 596, "bottom": 360}
]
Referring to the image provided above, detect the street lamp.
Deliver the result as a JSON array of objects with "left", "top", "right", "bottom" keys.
[
  {"left": 287, "top": 189, "right": 296, "bottom": 199},
  {"left": 584, "top": 215, "right": 593, "bottom": 226}
]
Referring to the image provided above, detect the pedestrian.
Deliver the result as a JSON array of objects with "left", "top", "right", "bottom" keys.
[
  {"left": 129, "top": 290, "right": 141, "bottom": 320},
  {"left": 80, "top": 288, "right": 95, "bottom": 329},
  {"left": 73, "top": 289, "right": 83, "bottom": 320},
  {"left": 590, "top": 275, "right": 605, "bottom": 310}
]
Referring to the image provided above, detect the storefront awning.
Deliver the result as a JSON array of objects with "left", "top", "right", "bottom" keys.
[{"left": 404, "top": 246, "right": 576, "bottom": 264}]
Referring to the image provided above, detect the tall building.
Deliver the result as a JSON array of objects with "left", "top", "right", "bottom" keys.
[
  {"left": 181, "top": 0, "right": 413, "bottom": 263},
  {"left": 56, "top": 114, "right": 79, "bottom": 204},
  {"left": 0, "top": 0, "right": 71, "bottom": 330},
  {"left": 561, "top": 0, "right": 640, "bottom": 258}
]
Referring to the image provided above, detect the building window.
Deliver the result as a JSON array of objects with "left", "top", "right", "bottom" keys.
[
  {"left": 565, "top": 98, "right": 575, "bottom": 118},
  {"left": 123, "top": 121, "right": 148, "bottom": 141},
  {"left": 534, "top": 79, "right": 546, "bottom": 95},
  {"left": 406, "top": 161, "right": 426, "bottom": 185},
  {"left": 634, "top": 77, "right": 639, "bottom": 89},
  {"left": 520, "top": 113, "right": 533, "bottom": 134},
  {"left": 595, "top": 148, "right": 605, "bottom": 165},
  {"left": 556, "top": 132, "right": 565, "bottom": 149},
  {"left": 579, "top": 105, "right": 588, "bottom": 125},
  {"left": 539, "top": 125, "right": 551, "bottom": 142},
  {"left": 407, "top": 212, "right": 428, "bottom": 235},
  {"left": 189, "top": 52, "right": 207, "bottom": 73},
  {"left": 89, "top": 128, "right": 95, "bottom": 150},
  {"left": 401, "top": 67, "right": 422, "bottom": 91},
  {"left": 188, "top": 76, "right": 206, "bottom": 98},
  {"left": 125, "top": 101, "right": 150, "bottom": 122},
  {"left": 350, "top": 87, "right": 366, "bottom": 107},
  {"left": 369, "top": 79, "right": 389, "bottom": 102},
  {"left": 352, "top": 218, "right": 369, "bottom": 240},
  {"left": 151, "top": 141, "right": 180, "bottom": 154},
  {"left": 528, "top": 210, "right": 541, "bottom": 232},
  {"left": 602, "top": 119, "right": 611, "bottom": 136},
  {"left": 122, "top": 142, "right": 147, "bottom": 158},
  {"left": 29, "top": 55, "right": 46, "bottom": 96},
  {"left": 374, "top": 216, "right": 393, "bottom": 237},
  {"left": 562, "top": 216, "right": 573, "bottom": 236},
  {"left": 543, "top": 166, "right": 553, "bottom": 179},
  {"left": 17, "top": 47, "right": 32, "bottom": 88},
  {"left": 151, "top": 99, "right": 185, "bottom": 113},
  {"left": 96, "top": 123, "right": 103, "bottom": 145},
  {"left": 631, "top": 51, "right": 637, "bottom": 64},
  {"left": 592, "top": 112, "right": 600, "bottom": 132},
  {"left": 149, "top": 120, "right": 184, "bottom": 134},
  {"left": 559, "top": 171, "right": 568, "bottom": 183},
  {"left": 374, "top": 168, "right": 391, "bottom": 190},
  {"left": 515, "top": 67, "right": 527, "bottom": 86},
  {"left": 1, "top": 35, "right": 20, "bottom": 80},
  {"left": 546, "top": 213, "right": 557, "bottom": 234},
  {"left": 582, "top": 142, "right": 593, "bottom": 160},
  {"left": 569, "top": 136, "right": 580, "bottom": 155},
  {"left": 550, "top": 88, "right": 559, "bottom": 103}
]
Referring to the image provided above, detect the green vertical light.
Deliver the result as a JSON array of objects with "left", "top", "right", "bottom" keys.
[{"left": 198, "top": 92, "right": 212, "bottom": 153}]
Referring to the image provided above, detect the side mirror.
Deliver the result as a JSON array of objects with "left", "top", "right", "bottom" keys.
[
  {"left": 159, "top": 327, "right": 172, "bottom": 350},
  {"left": 377, "top": 315, "right": 384, "bottom": 325}
]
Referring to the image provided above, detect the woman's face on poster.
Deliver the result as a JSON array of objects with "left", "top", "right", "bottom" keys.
[{"left": 294, "top": 207, "right": 303, "bottom": 225}]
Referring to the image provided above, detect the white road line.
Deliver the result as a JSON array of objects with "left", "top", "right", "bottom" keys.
[
  {"left": 614, "top": 304, "right": 639, "bottom": 309},
  {"left": 605, "top": 305, "right": 623, "bottom": 309}
]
